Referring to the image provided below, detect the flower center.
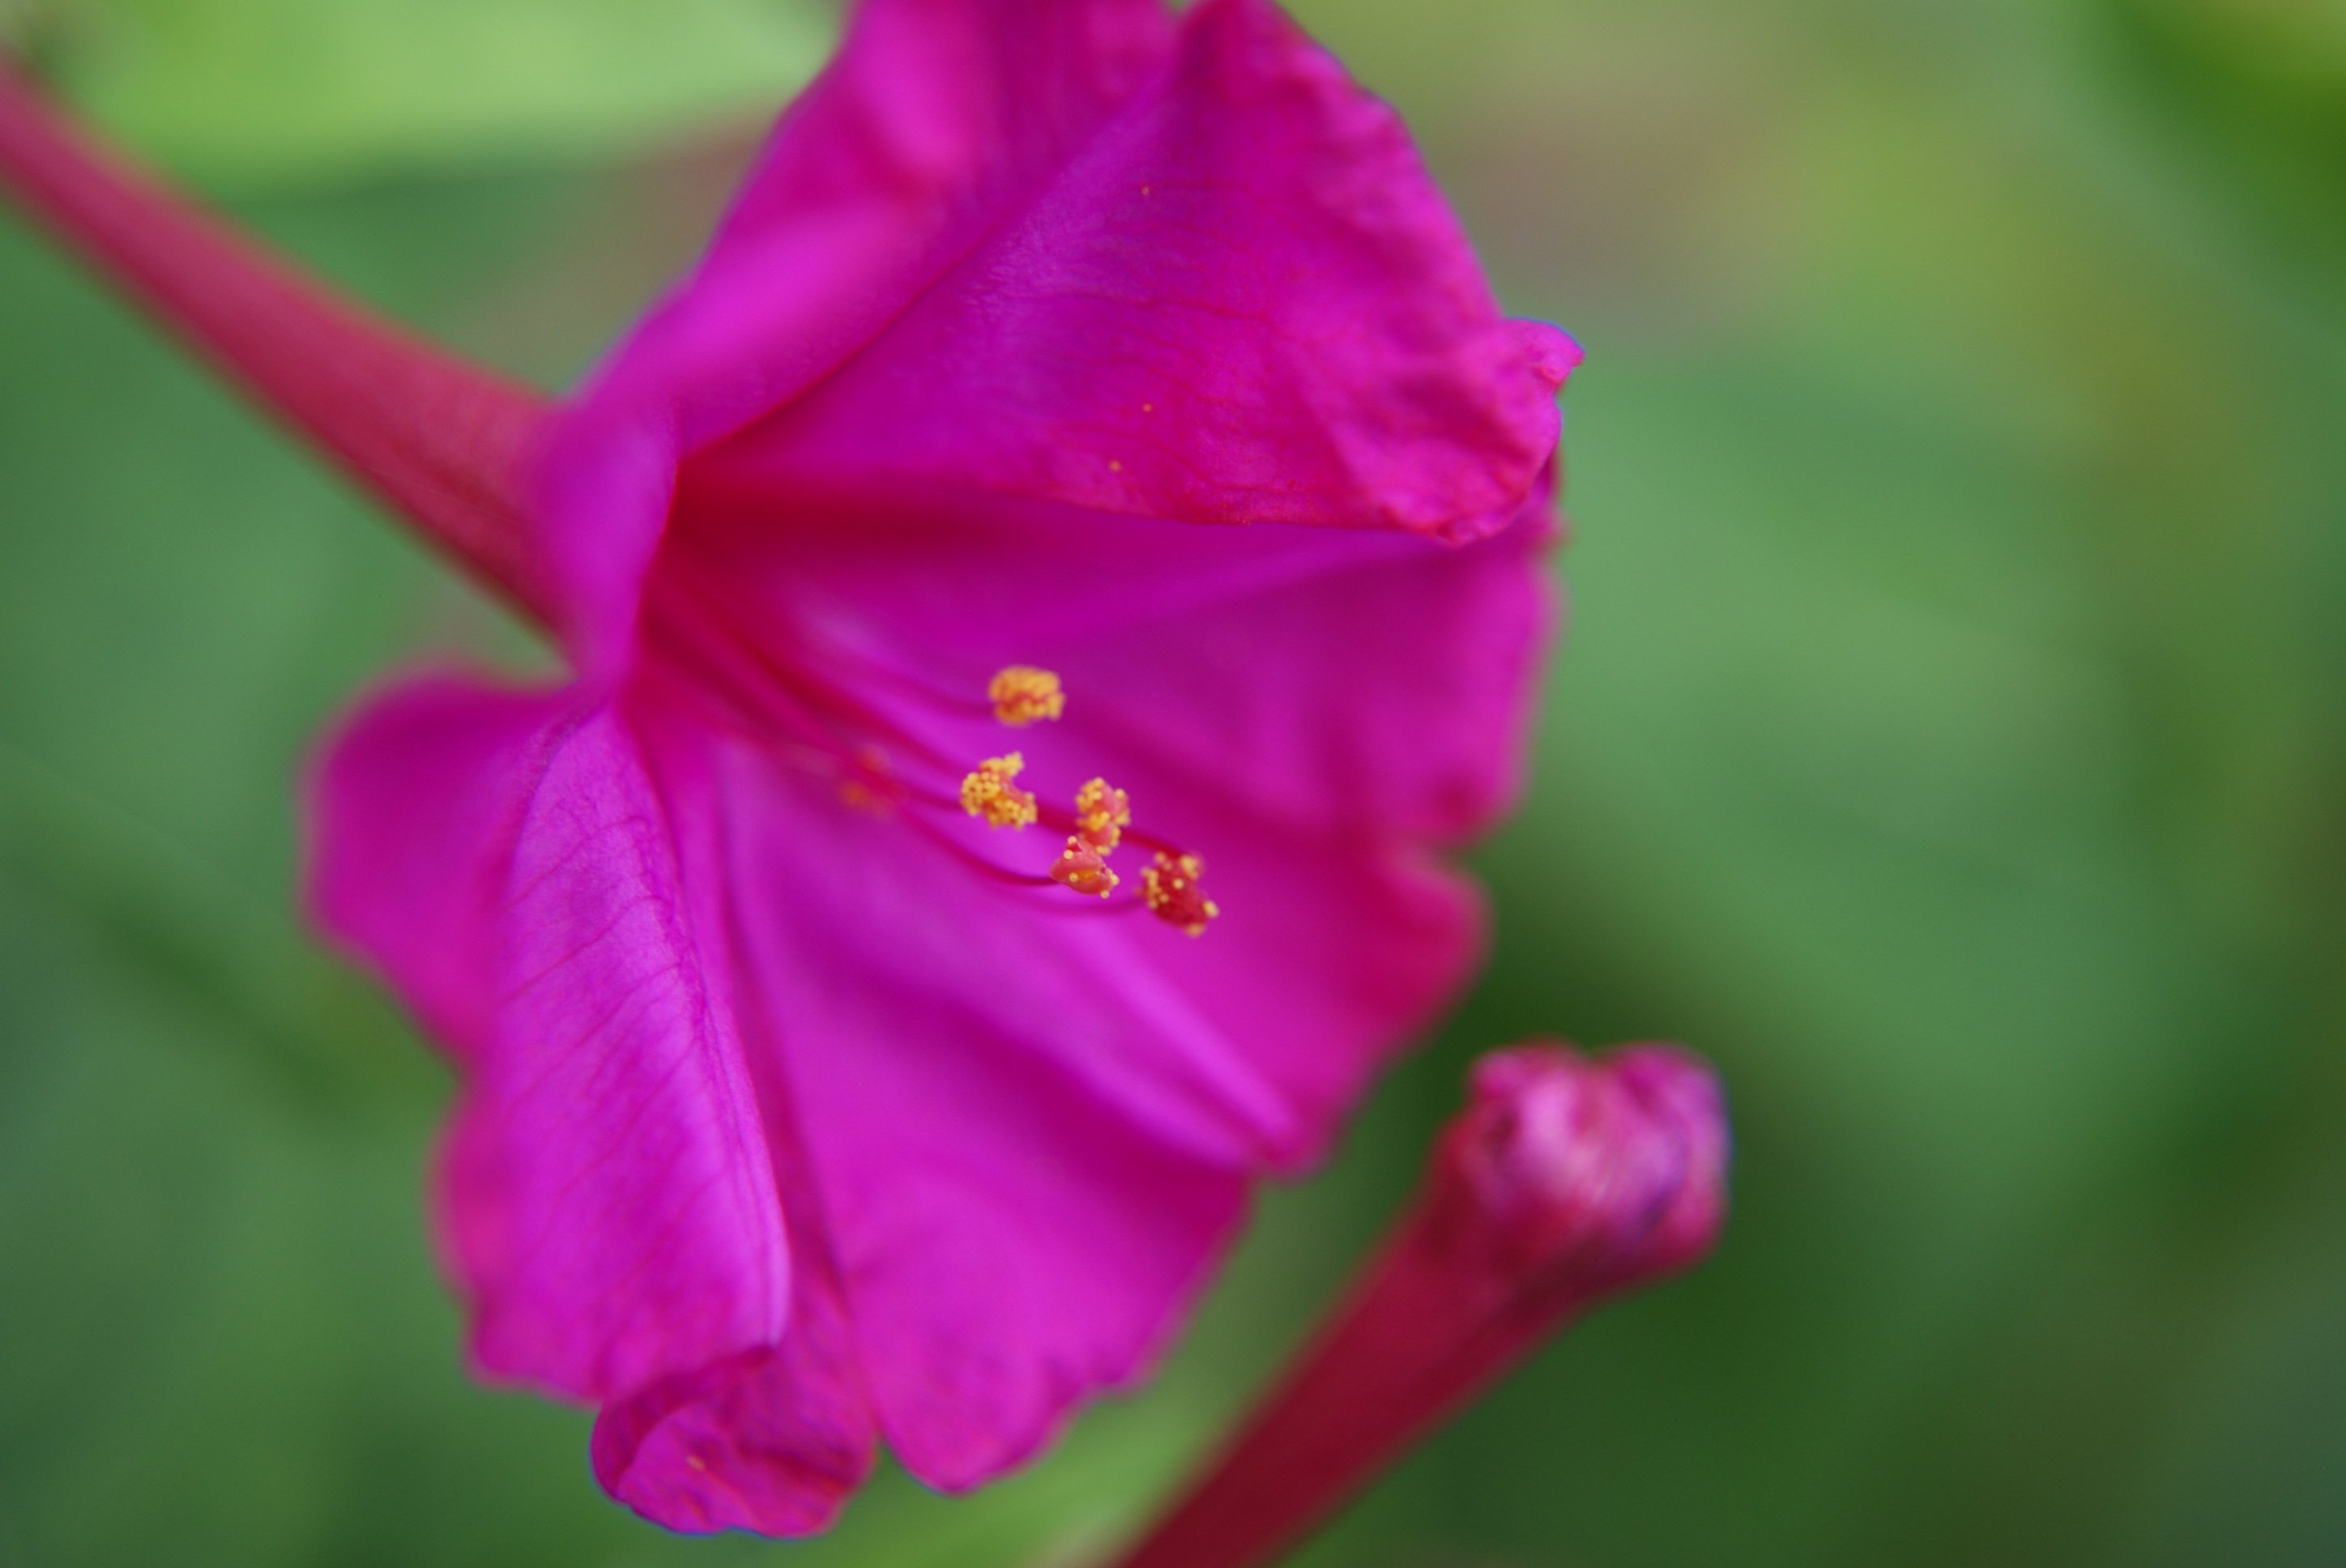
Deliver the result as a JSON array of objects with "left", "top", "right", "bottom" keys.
[
  {"left": 642, "top": 577, "right": 1219, "bottom": 935},
  {"left": 946, "top": 674, "right": 1217, "bottom": 935}
]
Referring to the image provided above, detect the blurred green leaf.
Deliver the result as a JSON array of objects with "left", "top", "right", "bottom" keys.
[{"left": 22, "top": 0, "right": 831, "bottom": 185}]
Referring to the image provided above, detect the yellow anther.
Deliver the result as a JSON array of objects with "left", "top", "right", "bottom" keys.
[
  {"left": 1049, "top": 837, "right": 1120, "bottom": 898},
  {"left": 1073, "top": 777, "right": 1131, "bottom": 853},
  {"left": 1141, "top": 851, "right": 1219, "bottom": 937},
  {"left": 960, "top": 752, "right": 1038, "bottom": 829},
  {"left": 987, "top": 666, "right": 1065, "bottom": 726}
]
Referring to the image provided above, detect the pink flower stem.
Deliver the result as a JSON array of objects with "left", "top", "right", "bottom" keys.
[
  {"left": 1109, "top": 1044, "right": 1730, "bottom": 1568},
  {"left": 0, "top": 59, "right": 556, "bottom": 624},
  {"left": 1111, "top": 1203, "right": 1568, "bottom": 1568}
]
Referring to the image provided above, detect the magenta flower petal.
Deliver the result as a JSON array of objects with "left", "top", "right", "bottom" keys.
[
  {"left": 587, "top": 1106, "right": 877, "bottom": 1535},
  {"left": 723, "top": 765, "right": 1299, "bottom": 1170},
  {"left": 589, "top": 1342, "right": 870, "bottom": 1536},
  {"left": 1058, "top": 501, "right": 1557, "bottom": 844},
  {"left": 720, "top": 0, "right": 1572, "bottom": 540},
  {"left": 307, "top": 675, "right": 575, "bottom": 1059},
  {"left": 708, "top": 698, "right": 1487, "bottom": 1482},
  {"left": 317, "top": 681, "right": 791, "bottom": 1401},
  {"left": 537, "top": 0, "right": 1175, "bottom": 668},
  {"left": 719, "top": 778, "right": 1248, "bottom": 1484},
  {"left": 538, "top": 0, "right": 1571, "bottom": 672}
]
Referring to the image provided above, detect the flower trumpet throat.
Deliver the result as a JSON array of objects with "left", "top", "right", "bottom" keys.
[
  {"left": 659, "top": 629, "right": 1211, "bottom": 925},
  {"left": 918, "top": 673, "right": 1204, "bottom": 922},
  {"left": 1106, "top": 1042, "right": 1729, "bottom": 1568}
]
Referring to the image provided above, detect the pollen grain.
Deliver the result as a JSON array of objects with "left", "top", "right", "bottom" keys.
[
  {"left": 1141, "top": 851, "right": 1219, "bottom": 936},
  {"left": 987, "top": 666, "right": 1065, "bottom": 726},
  {"left": 1074, "top": 777, "right": 1131, "bottom": 853},
  {"left": 961, "top": 753, "right": 1038, "bottom": 829},
  {"left": 1049, "top": 837, "right": 1120, "bottom": 898}
]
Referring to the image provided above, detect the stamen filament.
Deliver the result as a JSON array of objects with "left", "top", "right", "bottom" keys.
[
  {"left": 787, "top": 632, "right": 998, "bottom": 722},
  {"left": 896, "top": 812, "right": 1064, "bottom": 891},
  {"left": 661, "top": 576, "right": 962, "bottom": 776},
  {"left": 643, "top": 603, "right": 867, "bottom": 776}
]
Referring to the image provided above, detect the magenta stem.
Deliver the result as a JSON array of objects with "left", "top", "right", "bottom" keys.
[
  {"left": 1110, "top": 1199, "right": 1580, "bottom": 1568},
  {"left": 0, "top": 59, "right": 557, "bottom": 625}
]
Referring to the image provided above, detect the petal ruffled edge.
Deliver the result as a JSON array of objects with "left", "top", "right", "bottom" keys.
[{"left": 694, "top": 0, "right": 1574, "bottom": 544}]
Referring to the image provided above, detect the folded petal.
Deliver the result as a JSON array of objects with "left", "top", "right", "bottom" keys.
[
  {"left": 705, "top": 0, "right": 1573, "bottom": 539},
  {"left": 532, "top": 0, "right": 1173, "bottom": 669},
  {"left": 306, "top": 675, "right": 580, "bottom": 1059},
  {"left": 590, "top": 1340, "right": 870, "bottom": 1536},
  {"left": 318, "top": 680, "right": 791, "bottom": 1401},
  {"left": 713, "top": 733, "right": 1484, "bottom": 1487},
  {"left": 588, "top": 1103, "right": 873, "bottom": 1536},
  {"left": 587, "top": 713, "right": 879, "bottom": 1535}
]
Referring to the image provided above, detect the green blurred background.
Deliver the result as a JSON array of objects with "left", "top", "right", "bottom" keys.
[{"left": 4, "top": 0, "right": 2344, "bottom": 1562}]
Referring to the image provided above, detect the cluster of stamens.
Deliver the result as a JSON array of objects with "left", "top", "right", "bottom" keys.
[{"left": 954, "top": 667, "right": 1218, "bottom": 935}]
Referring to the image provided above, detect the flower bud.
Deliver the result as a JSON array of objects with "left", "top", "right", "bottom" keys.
[
  {"left": 1435, "top": 1042, "right": 1728, "bottom": 1303},
  {"left": 1108, "top": 1042, "right": 1728, "bottom": 1568}
]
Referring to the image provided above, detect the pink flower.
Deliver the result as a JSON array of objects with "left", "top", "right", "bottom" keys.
[{"left": 305, "top": 0, "right": 1576, "bottom": 1535}]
